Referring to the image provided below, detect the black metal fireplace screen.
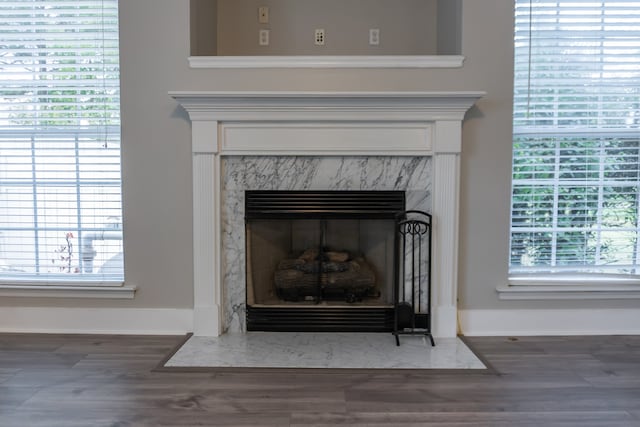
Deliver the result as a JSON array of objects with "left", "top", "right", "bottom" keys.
[{"left": 245, "top": 190, "right": 404, "bottom": 332}]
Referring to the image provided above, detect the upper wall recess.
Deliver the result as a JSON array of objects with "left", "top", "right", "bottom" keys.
[{"left": 190, "top": 0, "right": 462, "bottom": 58}]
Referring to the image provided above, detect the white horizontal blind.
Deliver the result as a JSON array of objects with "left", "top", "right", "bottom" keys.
[
  {"left": 0, "top": 0, "right": 123, "bottom": 283},
  {"left": 510, "top": 0, "right": 640, "bottom": 275}
]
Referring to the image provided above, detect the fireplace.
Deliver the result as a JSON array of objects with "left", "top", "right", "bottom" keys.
[
  {"left": 169, "top": 91, "right": 484, "bottom": 337},
  {"left": 245, "top": 190, "right": 404, "bottom": 331}
]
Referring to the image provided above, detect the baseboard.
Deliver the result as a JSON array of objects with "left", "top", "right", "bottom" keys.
[
  {"left": 0, "top": 307, "right": 193, "bottom": 335},
  {"left": 5, "top": 306, "right": 638, "bottom": 337},
  {"left": 459, "top": 308, "right": 640, "bottom": 336}
]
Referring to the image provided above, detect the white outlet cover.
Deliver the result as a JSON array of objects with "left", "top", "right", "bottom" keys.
[
  {"left": 314, "top": 29, "right": 325, "bottom": 46},
  {"left": 259, "top": 29, "right": 269, "bottom": 46},
  {"left": 369, "top": 28, "right": 380, "bottom": 46}
]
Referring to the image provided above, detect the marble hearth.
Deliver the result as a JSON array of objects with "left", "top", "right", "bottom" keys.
[{"left": 170, "top": 91, "right": 483, "bottom": 338}]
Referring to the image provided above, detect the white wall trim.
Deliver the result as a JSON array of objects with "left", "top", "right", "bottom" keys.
[
  {"left": 0, "top": 284, "right": 136, "bottom": 299},
  {"left": 219, "top": 123, "right": 433, "bottom": 155},
  {"left": 459, "top": 308, "right": 640, "bottom": 336},
  {"left": 497, "top": 284, "right": 640, "bottom": 300},
  {"left": 188, "top": 55, "right": 465, "bottom": 69},
  {"left": 509, "top": 273, "right": 640, "bottom": 286},
  {"left": 0, "top": 307, "right": 193, "bottom": 335}
]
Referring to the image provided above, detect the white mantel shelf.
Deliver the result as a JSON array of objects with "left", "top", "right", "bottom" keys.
[
  {"left": 171, "top": 90, "right": 484, "bottom": 338},
  {"left": 170, "top": 91, "right": 484, "bottom": 122}
]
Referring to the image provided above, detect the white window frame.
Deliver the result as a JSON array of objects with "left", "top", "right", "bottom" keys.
[
  {"left": 499, "top": 0, "right": 640, "bottom": 299},
  {"left": 0, "top": 0, "right": 134, "bottom": 298}
]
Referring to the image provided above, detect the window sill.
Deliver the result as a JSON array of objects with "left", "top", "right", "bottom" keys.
[
  {"left": 0, "top": 283, "right": 136, "bottom": 299},
  {"left": 188, "top": 55, "right": 465, "bottom": 69},
  {"left": 498, "top": 275, "right": 640, "bottom": 300}
]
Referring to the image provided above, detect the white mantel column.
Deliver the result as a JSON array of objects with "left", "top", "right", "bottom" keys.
[
  {"left": 431, "top": 120, "right": 463, "bottom": 337},
  {"left": 191, "top": 120, "right": 222, "bottom": 336}
]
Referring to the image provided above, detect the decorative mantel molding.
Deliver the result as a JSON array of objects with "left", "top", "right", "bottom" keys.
[
  {"left": 170, "top": 91, "right": 485, "bottom": 122},
  {"left": 170, "top": 91, "right": 484, "bottom": 338}
]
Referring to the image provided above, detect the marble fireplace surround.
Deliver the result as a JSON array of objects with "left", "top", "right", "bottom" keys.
[{"left": 170, "top": 91, "right": 484, "bottom": 338}]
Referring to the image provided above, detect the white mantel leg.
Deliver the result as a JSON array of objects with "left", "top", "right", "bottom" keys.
[
  {"left": 431, "top": 121, "right": 462, "bottom": 338},
  {"left": 192, "top": 121, "right": 222, "bottom": 336}
]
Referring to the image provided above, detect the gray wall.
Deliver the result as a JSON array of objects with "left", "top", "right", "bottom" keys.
[
  {"left": 191, "top": 0, "right": 218, "bottom": 56},
  {"left": 4, "top": 0, "right": 638, "bottom": 320},
  {"left": 437, "top": 0, "right": 462, "bottom": 55}
]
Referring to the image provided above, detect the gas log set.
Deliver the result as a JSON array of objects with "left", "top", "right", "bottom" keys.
[{"left": 274, "top": 248, "right": 377, "bottom": 303}]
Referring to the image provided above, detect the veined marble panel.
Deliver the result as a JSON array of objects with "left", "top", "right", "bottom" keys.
[{"left": 221, "top": 156, "right": 432, "bottom": 333}]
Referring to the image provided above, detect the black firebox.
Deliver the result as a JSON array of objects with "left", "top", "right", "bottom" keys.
[{"left": 245, "top": 190, "right": 405, "bottom": 332}]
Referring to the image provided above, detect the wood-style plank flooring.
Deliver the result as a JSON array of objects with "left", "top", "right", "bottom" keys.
[{"left": 1, "top": 333, "right": 640, "bottom": 426}]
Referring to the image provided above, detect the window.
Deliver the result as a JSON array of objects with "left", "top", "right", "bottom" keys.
[
  {"left": 0, "top": 0, "right": 123, "bottom": 283},
  {"left": 510, "top": 0, "right": 640, "bottom": 277}
]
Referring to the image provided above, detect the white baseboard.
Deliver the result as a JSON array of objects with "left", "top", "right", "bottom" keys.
[
  {"left": 4, "top": 306, "right": 638, "bottom": 337},
  {"left": 0, "top": 307, "right": 193, "bottom": 335},
  {"left": 459, "top": 308, "right": 640, "bottom": 336}
]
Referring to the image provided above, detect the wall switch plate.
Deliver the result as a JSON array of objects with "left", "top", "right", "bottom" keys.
[
  {"left": 369, "top": 28, "right": 380, "bottom": 46},
  {"left": 314, "top": 28, "right": 325, "bottom": 46},
  {"left": 258, "top": 6, "right": 269, "bottom": 24},
  {"left": 259, "top": 29, "right": 270, "bottom": 46}
]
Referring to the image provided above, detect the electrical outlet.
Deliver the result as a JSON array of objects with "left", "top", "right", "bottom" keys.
[
  {"left": 258, "top": 6, "right": 269, "bottom": 24},
  {"left": 369, "top": 28, "right": 380, "bottom": 46},
  {"left": 259, "top": 29, "right": 270, "bottom": 46},
  {"left": 314, "top": 28, "right": 325, "bottom": 46}
]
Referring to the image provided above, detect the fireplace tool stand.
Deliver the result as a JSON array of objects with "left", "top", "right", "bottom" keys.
[{"left": 393, "top": 210, "right": 435, "bottom": 347}]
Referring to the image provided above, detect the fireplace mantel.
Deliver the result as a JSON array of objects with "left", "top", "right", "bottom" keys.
[
  {"left": 170, "top": 91, "right": 484, "bottom": 338},
  {"left": 170, "top": 91, "right": 484, "bottom": 121}
]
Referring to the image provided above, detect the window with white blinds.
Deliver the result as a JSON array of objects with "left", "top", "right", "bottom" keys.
[
  {"left": 510, "top": 0, "right": 640, "bottom": 276},
  {"left": 0, "top": 0, "right": 123, "bottom": 283}
]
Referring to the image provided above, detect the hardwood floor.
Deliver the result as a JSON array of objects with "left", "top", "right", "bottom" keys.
[{"left": 1, "top": 334, "right": 640, "bottom": 426}]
